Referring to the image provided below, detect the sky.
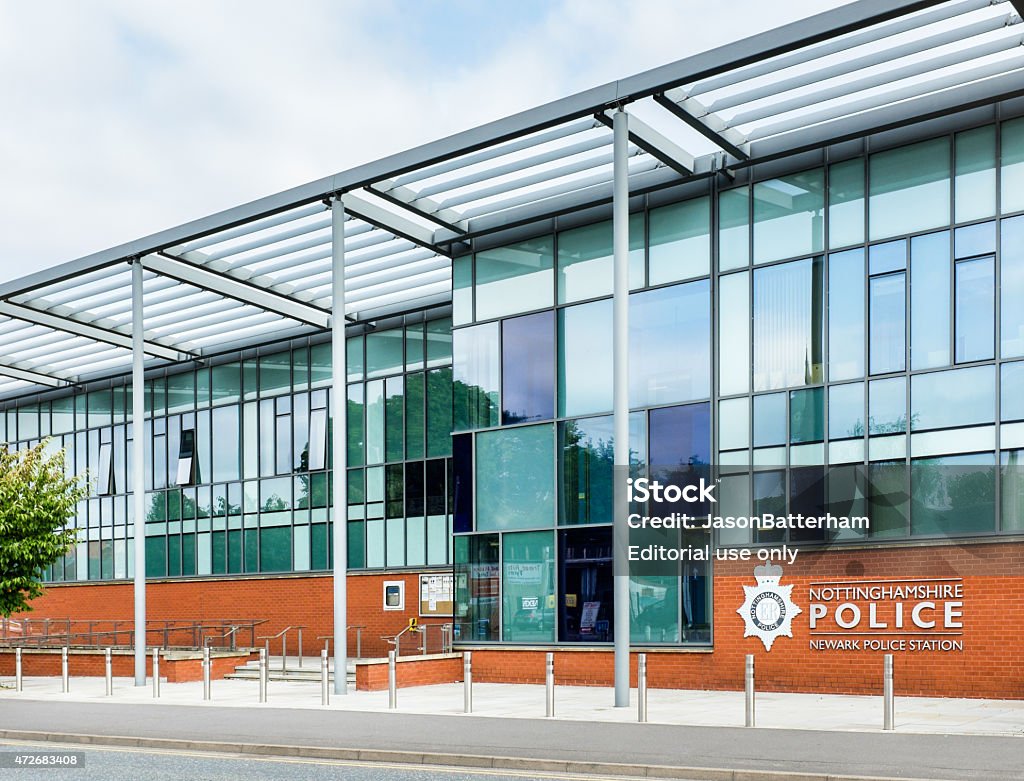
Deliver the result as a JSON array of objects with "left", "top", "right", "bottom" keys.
[{"left": 0, "top": 0, "right": 847, "bottom": 285}]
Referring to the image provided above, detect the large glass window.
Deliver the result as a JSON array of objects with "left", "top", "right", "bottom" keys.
[
  {"left": 753, "top": 169, "right": 824, "bottom": 264},
  {"left": 453, "top": 255, "right": 473, "bottom": 325},
  {"left": 753, "top": 257, "right": 823, "bottom": 390},
  {"left": 869, "top": 273, "right": 905, "bottom": 375},
  {"left": 753, "top": 393, "right": 786, "bottom": 447},
  {"left": 475, "top": 237, "right": 554, "bottom": 320},
  {"left": 556, "top": 214, "right": 644, "bottom": 304},
  {"left": 828, "top": 383, "right": 864, "bottom": 440},
  {"left": 911, "top": 454, "right": 995, "bottom": 536},
  {"left": 911, "top": 365, "right": 995, "bottom": 431},
  {"left": 501, "top": 531, "right": 556, "bottom": 643},
  {"left": 719, "top": 186, "right": 749, "bottom": 270},
  {"left": 790, "top": 387, "right": 823, "bottom": 444},
  {"left": 454, "top": 534, "right": 499, "bottom": 642},
  {"left": 869, "top": 377, "right": 905, "bottom": 435},
  {"left": 501, "top": 311, "right": 554, "bottom": 424},
  {"left": 558, "top": 416, "right": 613, "bottom": 525},
  {"left": 1002, "top": 362, "right": 1024, "bottom": 422},
  {"left": 718, "top": 271, "right": 750, "bottom": 395},
  {"left": 559, "top": 527, "right": 613, "bottom": 642},
  {"left": 366, "top": 329, "right": 404, "bottom": 378},
  {"left": 649, "top": 197, "right": 710, "bottom": 284},
  {"left": 630, "top": 281, "right": 710, "bottom": 407},
  {"left": 1001, "top": 117, "right": 1024, "bottom": 214},
  {"left": 828, "top": 158, "right": 864, "bottom": 249},
  {"left": 1000, "top": 450, "right": 1024, "bottom": 532},
  {"left": 955, "top": 125, "right": 996, "bottom": 222},
  {"left": 869, "top": 138, "right": 950, "bottom": 241},
  {"left": 1001, "top": 216, "right": 1024, "bottom": 358},
  {"left": 453, "top": 322, "right": 500, "bottom": 431},
  {"left": 211, "top": 406, "right": 239, "bottom": 482},
  {"left": 828, "top": 249, "right": 864, "bottom": 381},
  {"left": 475, "top": 423, "right": 554, "bottom": 531},
  {"left": 955, "top": 256, "right": 994, "bottom": 363},
  {"left": 910, "top": 231, "right": 950, "bottom": 370},
  {"left": 558, "top": 299, "right": 612, "bottom": 417}
]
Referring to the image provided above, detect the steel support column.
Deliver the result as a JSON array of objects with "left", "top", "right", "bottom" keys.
[
  {"left": 131, "top": 261, "right": 147, "bottom": 686},
  {"left": 331, "top": 197, "right": 349, "bottom": 695},
  {"left": 612, "top": 110, "right": 631, "bottom": 708}
]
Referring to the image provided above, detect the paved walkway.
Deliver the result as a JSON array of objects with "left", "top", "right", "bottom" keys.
[{"left": 3, "top": 672, "right": 1023, "bottom": 737}]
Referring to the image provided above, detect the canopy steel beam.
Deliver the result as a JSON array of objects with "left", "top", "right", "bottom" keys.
[
  {"left": 143, "top": 253, "right": 332, "bottom": 329},
  {"left": 653, "top": 93, "right": 749, "bottom": 160},
  {"left": 341, "top": 192, "right": 450, "bottom": 255},
  {"left": 366, "top": 182, "right": 468, "bottom": 236},
  {"left": 596, "top": 112, "right": 695, "bottom": 176},
  {"left": 0, "top": 362, "right": 71, "bottom": 388},
  {"left": 0, "top": 300, "right": 192, "bottom": 362}
]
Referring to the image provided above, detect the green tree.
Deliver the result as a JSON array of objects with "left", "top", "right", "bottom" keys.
[{"left": 0, "top": 441, "right": 88, "bottom": 617}]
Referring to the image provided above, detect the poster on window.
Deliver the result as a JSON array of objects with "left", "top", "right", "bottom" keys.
[
  {"left": 419, "top": 573, "right": 454, "bottom": 616},
  {"left": 580, "top": 601, "right": 601, "bottom": 635}
]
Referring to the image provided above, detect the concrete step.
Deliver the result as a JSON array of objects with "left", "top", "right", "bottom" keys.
[{"left": 225, "top": 669, "right": 355, "bottom": 683}]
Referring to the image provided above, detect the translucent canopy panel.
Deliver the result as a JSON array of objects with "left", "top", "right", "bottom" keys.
[{"left": 0, "top": 0, "right": 1020, "bottom": 399}]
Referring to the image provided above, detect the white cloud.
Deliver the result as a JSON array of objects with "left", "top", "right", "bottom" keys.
[{"left": 0, "top": 0, "right": 847, "bottom": 285}]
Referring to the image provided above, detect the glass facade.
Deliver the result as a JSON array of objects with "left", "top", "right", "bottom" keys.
[{"left": 4, "top": 116, "right": 1024, "bottom": 649}]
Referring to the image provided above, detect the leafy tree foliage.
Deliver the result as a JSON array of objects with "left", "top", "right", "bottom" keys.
[{"left": 0, "top": 441, "right": 87, "bottom": 617}]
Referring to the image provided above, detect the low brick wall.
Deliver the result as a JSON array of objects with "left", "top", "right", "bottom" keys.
[
  {"left": 354, "top": 653, "right": 462, "bottom": 691},
  {"left": 0, "top": 648, "right": 254, "bottom": 681}
]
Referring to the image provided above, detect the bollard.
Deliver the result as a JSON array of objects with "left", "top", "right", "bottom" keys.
[
  {"left": 281, "top": 634, "right": 287, "bottom": 673},
  {"left": 388, "top": 650, "right": 397, "bottom": 709},
  {"left": 463, "top": 652, "right": 473, "bottom": 714},
  {"left": 61, "top": 647, "right": 69, "bottom": 693},
  {"left": 321, "top": 649, "right": 330, "bottom": 706},
  {"left": 545, "top": 652, "right": 555, "bottom": 718},
  {"left": 637, "top": 653, "right": 647, "bottom": 723},
  {"left": 152, "top": 648, "right": 161, "bottom": 698},
  {"left": 745, "top": 654, "right": 755, "bottom": 727},
  {"left": 259, "top": 648, "right": 267, "bottom": 703},
  {"left": 105, "top": 649, "right": 113, "bottom": 697},
  {"left": 298, "top": 629, "right": 303, "bottom": 669},
  {"left": 15, "top": 647, "right": 23, "bottom": 693},
  {"left": 202, "top": 646, "right": 211, "bottom": 701},
  {"left": 883, "top": 654, "right": 894, "bottom": 731}
]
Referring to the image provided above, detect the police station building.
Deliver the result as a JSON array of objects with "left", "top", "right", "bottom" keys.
[{"left": 2, "top": 0, "right": 1023, "bottom": 699}]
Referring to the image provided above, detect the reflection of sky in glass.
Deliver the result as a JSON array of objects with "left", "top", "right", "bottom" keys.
[
  {"left": 753, "top": 258, "right": 823, "bottom": 390},
  {"left": 502, "top": 310, "right": 554, "bottom": 424}
]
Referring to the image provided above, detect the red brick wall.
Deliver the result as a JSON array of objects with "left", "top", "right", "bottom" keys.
[
  {"left": 355, "top": 656, "right": 463, "bottom": 691},
  {"left": 12, "top": 571, "right": 439, "bottom": 660}
]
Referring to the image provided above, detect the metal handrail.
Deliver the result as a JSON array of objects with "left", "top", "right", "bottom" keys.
[
  {"left": 318, "top": 625, "right": 366, "bottom": 659},
  {"left": 257, "top": 625, "right": 306, "bottom": 671},
  {"left": 2, "top": 618, "right": 268, "bottom": 650}
]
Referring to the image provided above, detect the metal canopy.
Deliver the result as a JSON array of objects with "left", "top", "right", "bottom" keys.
[{"left": 1, "top": 0, "right": 1022, "bottom": 400}]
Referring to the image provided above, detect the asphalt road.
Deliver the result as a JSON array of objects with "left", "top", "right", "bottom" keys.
[
  {"left": 0, "top": 699, "right": 1022, "bottom": 781},
  {"left": 0, "top": 741, "right": 607, "bottom": 781}
]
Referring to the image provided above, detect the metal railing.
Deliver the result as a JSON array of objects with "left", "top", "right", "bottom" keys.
[
  {"left": 382, "top": 622, "right": 454, "bottom": 657},
  {"left": 1, "top": 618, "right": 266, "bottom": 650},
  {"left": 318, "top": 625, "right": 367, "bottom": 659},
  {"left": 257, "top": 626, "right": 305, "bottom": 671}
]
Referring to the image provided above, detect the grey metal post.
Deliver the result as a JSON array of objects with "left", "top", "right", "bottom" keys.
[
  {"left": 388, "top": 650, "right": 397, "bottom": 709},
  {"left": 298, "top": 628, "right": 303, "bottom": 668},
  {"left": 202, "top": 646, "right": 211, "bottom": 701},
  {"left": 545, "top": 652, "right": 555, "bottom": 718},
  {"left": 61, "top": 647, "right": 69, "bottom": 693},
  {"left": 745, "top": 654, "right": 755, "bottom": 727},
  {"left": 612, "top": 109, "right": 631, "bottom": 708},
  {"left": 259, "top": 647, "right": 267, "bottom": 703},
  {"left": 281, "top": 634, "right": 287, "bottom": 673},
  {"left": 638, "top": 653, "right": 647, "bottom": 723},
  {"left": 15, "top": 647, "right": 22, "bottom": 692},
  {"left": 356, "top": 628, "right": 361, "bottom": 660},
  {"left": 331, "top": 197, "right": 349, "bottom": 695},
  {"left": 421, "top": 625, "right": 427, "bottom": 655},
  {"left": 463, "top": 652, "right": 472, "bottom": 714},
  {"left": 321, "top": 649, "right": 330, "bottom": 706},
  {"left": 131, "top": 260, "right": 147, "bottom": 687},
  {"left": 883, "top": 654, "right": 894, "bottom": 731},
  {"left": 105, "top": 648, "right": 113, "bottom": 696},
  {"left": 152, "top": 648, "right": 160, "bottom": 698}
]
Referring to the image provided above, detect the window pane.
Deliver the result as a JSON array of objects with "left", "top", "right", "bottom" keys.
[
  {"left": 955, "top": 125, "right": 996, "bottom": 222},
  {"left": 345, "top": 337, "right": 362, "bottom": 382},
  {"left": 426, "top": 367, "right": 452, "bottom": 457},
  {"left": 385, "top": 376, "right": 404, "bottom": 463},
  {"left": 211, "top": 406, "right": 239, "bottom": 482},
  {"left": 869, "top": 240, "right": 906, "bottom": 275},
  {"left": 911, "top": 365, "right": 995, "bottom": 431},
  {"left": 426, "top": 317, "right": 452, "bottom": 367},
  {"left": 955, "top": 256, "right": 994, "bottom": 363},
  {"left": 260, "top": 526, "right": 291, "bottom": 572},
  {"left": 502, "top": 530, "right": 555, "bottom": 643},
  {"left": 311, "top": 343, "right": 332, "bottom": 387},
  {"left": 559, "top": 527, "right": 614, "bottom": 642},
  {"left": 558, "top": 299, "right": 612, "bottom": 417},
  {"left": 753, "top": 393, "right": 786, "bottom": 447},
  {"left": 405, "top": 372, "right": 425, "bottom": 460},
  {"left": 954, "top": 222, "right": 995, "bottom": 259},
  {"left": 718, "top": 271, "right": 750, "bottom": 395},
  {"left": 869, "top": 462, "right": 908, "bottom": 538},
  {"left": 347, "top": 384, "right": 365, "bottom": 466},
  {"left": 1000, "top": 450, "right": 1024, "bottom": 532},
  {"left": 912, "top": 454, "right": 995, "bottom": 536},
  {"left": 557, "top": 214, "right": 643, "bottom": 304},
  {"left": 869, "top": 273, "right": 905, "bottom": 375},
  {"left": 828, "top": 249, "right": 864, "bottom": 381},
  {"left": 630, "top": 281, "right": 710, "bottom": 406},
  {"left": 1001, "top": 117, "right": 1024, "bottom": 214},
  {"left": 558, "top": 416, "right": 613, "bottom": 525},
  {"left": 365, "top": 380, "right": 384, "bottom": 464},
  {"left": 910, "top": 231, "right": 950, "bottom": 370},
  {"left": 828, "top": 158, "right": 864, "bottom": 249},
  {"left": 650, "top": 404, "right": 711, "bottom": 508},
  {"left": 790, "top": 387, "right": 823, "bottom": 444},
  {"left": 1001, "top": 362, "right": 1024, "bottom": 422},
  {"left": 753, "top": 257, "right": 824, "bottom": 390},
  {"left": 649, "top": 196, "right": 710, "bottom": 284},
  {"left": 453, "top": 255, "right": 473, "bottom": 325},
  {"left": 502, "top": 311, "right": 554, "bottom": 424},
  {"left": 869, "top": 138, "right": 950, "bottom": 241},
  {"left": 259, "top": 353, "right": 290, "bottom": 396},
  {"left": 476, "top": 237, "right": 553, "bottom": 320},
  {"left": 476, "top": 424, "right": 554, "bottom": 531},
  {"left": 829, "top": 382, "right": 864, "bottom": 440},
  {"left": 719, "top": 186, "right": 749, "bottom": 271},
  {"left": 718, "top": 397, "right": 749, "bottom": 450},
  {"left": 366, "top": 329, "right": 404, "bottom": 379},
  {"left": 454, "top": 534, "right": 499, "bottom": 642},
  {"left": 453, "top": 323, "right": 500, "bottom": 430},
  {"left": 405, "top": 323, "right": 424, "bottom": 371},
  {"left": 1002, "top": 216, "right": 1024, "bottom": 358},
  {"left": 869, "top": 377, "right": 905, "bottom": 435},
  {"left": 753, "top": 169, "right": 824, "bottom": 264},
  {"left": 211, "top": 363, "right": 241, "bottom": 406}
]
